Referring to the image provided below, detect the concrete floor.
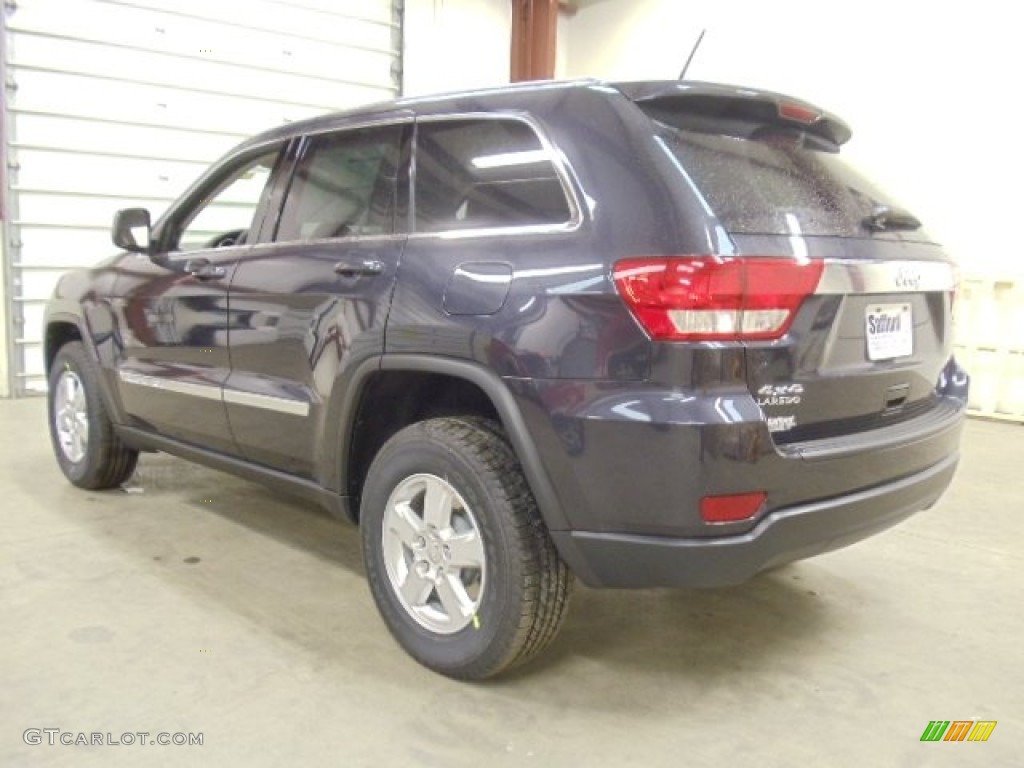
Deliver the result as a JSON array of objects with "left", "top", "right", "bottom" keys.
[{"left": 0, "top": 397, "right": 1020, "bottom": 768}]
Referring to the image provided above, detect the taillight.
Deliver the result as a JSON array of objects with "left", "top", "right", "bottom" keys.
[
  {"left": 612, "top": 257, "right": 823, "bottom": 341},
  {"left": 778, "top": 101, "right": 821, "bottom": 125}
]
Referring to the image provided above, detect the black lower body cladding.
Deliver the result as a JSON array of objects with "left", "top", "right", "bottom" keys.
[
  {"left": 553, "top": 452, "right": 959, "bottom": 588},
  {"left": 511, "top": 377, "right": 967, "bottom": 588}
]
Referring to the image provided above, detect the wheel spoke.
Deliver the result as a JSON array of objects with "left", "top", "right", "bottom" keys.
[
  {"left": 423, "top": 479, "right": 453, "bottom": 529},
  {"left": 435, "top": 573, "right": 473, "bottom": 620},
  {"left": 54, "top": 370, "right": 88, "bottom": 464},
  {"left": 64, "top": 372, "right": 77, "bottom": 405},
  {"left": 444, "top": 530, "right": 484, "bottom": 569},
  {"left": 73, "top": 385, "right": 86, "bottom": 411},
  {"left": 380, "top": 472, "right": 486, "bottom": 635},
  {"left": 389, "top": 500, "right": 425, "bottom": 545},
  {"left": 399, "top": 569, "right": 433, "bottom": 607}
]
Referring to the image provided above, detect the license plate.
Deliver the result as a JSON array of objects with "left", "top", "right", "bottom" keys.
[{"left": 866, "top": 303, "right": 913, "bottom": 361}]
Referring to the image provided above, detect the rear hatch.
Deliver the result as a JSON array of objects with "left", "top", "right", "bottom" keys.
[{"left": 618, "top": 82, "right": 957, "bottom": 445}]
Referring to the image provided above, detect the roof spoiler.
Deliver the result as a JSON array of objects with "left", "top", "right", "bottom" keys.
[{"left": 614, "top": 81, "right": 852, "bottom": 146}]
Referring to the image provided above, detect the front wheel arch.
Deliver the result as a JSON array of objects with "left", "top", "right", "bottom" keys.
[{"left": 44, "top": 319, "right": 83, "bottom": 375}]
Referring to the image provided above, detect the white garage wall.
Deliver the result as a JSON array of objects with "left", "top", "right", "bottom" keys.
[
  {"left": 0, "top": 226, "right": 8, "bottom": 397},
  {"left": 2, "top": 0, "right": 401, "bottom": 395},
  {"left": 558, "top": 0, "right": 1023, "bottom": 280},
  {"left": 402, "top": 0, "right": 511, "bottom": 96}
]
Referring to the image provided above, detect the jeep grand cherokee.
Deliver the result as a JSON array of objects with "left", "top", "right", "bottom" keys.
[{"left": 44, "top": 79, "right": 969, "bottom": 679}]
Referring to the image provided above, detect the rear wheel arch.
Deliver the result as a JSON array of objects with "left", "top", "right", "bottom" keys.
[{"left": 338, "top": 355, "right": 569, "bottom": 533}]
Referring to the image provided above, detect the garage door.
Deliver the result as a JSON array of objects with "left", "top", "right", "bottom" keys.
[{"left": 1, "top": 0, "right": 403, "bottom": 395}]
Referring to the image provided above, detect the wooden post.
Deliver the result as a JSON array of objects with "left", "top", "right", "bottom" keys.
[{"left": 511, "top": 0, "right": 559, "bottom": 82}]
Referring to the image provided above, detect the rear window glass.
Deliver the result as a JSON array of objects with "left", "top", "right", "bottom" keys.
[
  {"left": 653, "top": 118, "right": 904, "bottom": 237},
  {"left": 414, "top": 119, "right": 572, "bottom": 233}
]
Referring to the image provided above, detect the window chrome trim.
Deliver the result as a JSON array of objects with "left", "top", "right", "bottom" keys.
[
  {"left": 410, "top": 112, "right": 584, "bottom": 240},
  {"left": 816, "top": 260, "right": 956, "bottom": 295},
  {"left": 409, "top": 220, "right": 580, "bottom": 241},
  {"left": 294, "top": 113, "right": 416, "bottom": 140},
  {"left": 230, "top": 114, "right": 416, "bottom": 157},
  {"left": 245, "top": 232, "right": 407, "bottom": 251},
  {"left": 118, "top": 370, "right": 310, "bottom": 417}
]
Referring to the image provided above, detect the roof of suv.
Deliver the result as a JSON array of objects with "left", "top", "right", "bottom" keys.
[{"left": 241, "top": 78, "right": 851, "bottom": 150}]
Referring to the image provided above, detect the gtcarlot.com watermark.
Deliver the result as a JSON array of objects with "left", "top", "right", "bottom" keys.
[{"left": 24, "top": 729, "right": 203, "bottom": 747}]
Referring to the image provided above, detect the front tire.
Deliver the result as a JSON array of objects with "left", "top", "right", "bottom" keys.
[
  {"left": 360, "top": 417, "right": 572, "bottom": 679},
  {"left": 48, "top": 341, "right": 139, "bottom": 489}
]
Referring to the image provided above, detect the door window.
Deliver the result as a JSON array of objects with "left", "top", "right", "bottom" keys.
[
  {"left": 174, "top": 149, "right": 281, "bottom": 251},
  {"left": 274, "top": 125, "right": 405, "bottom": 242}
]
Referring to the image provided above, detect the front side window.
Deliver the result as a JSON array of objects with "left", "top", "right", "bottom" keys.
[
  {"left": 176, "top": 149, "right": 281, "bottom": 251},
  {"left": 274, "top": 125, "right": 405, "bottom": 242},
  {"left": 414, "top": 118, "right": 573, "bottom": 233}
]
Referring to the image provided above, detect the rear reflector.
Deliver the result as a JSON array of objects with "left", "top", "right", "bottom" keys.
[
  {"left": 612, "top": 257, "right": 823, "bottom": 341},
  {"left": 700, "top": 492, "right": 767, "bottom": 523}
]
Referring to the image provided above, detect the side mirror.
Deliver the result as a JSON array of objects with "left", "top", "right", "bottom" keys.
[{"left": 112, "top": 208, "right": 153, "bottom": 254}]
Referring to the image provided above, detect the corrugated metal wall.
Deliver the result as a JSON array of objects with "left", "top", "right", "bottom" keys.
[
  {"left": 2, "top": 0, "right": 402, "bottom": 394},
  {"left": 953, "top": 277, "right": 1024, "bottom": 422}
]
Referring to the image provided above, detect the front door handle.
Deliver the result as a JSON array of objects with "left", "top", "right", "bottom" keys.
[
  {"left": 184, "top": 258, "right": 227, "bottom": 281},
  {"left": 334, "top": 259, "right": 385, "bottom": 278}
]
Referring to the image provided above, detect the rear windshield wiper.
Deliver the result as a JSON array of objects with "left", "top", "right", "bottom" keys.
[{"left": 862, "top": 205, "right": 921, "bottom": 232}]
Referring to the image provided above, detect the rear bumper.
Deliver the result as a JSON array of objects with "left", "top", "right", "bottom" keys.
[{"left": 552, "top": 452, "right": 959, "bottom": 588}]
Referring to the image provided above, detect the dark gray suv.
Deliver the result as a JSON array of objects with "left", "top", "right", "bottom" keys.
[{"left": 43, "top": 79, "right": 968, "bottom": 679}]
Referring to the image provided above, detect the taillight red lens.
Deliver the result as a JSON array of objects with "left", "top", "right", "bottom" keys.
[
  {"left": 778, "top": 102, "right": 821, "bottom": 124},
  {"left": 612, "top": 257, "right": 823, "bottom": 341},
  {"left": 700, "top": 492, "right": 767, "bottom": 523}
]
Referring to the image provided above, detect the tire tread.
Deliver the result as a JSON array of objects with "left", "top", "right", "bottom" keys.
[
  {"left": 362, "top": 416, "right": 572, "bottom": 679},
  {"left": 49, "top": 341, "right": 138, "bottom": 490},
  {"left": 445, "top": 417, "right": 573, "bottom": 673}
]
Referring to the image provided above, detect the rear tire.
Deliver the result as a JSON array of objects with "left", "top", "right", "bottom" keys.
[
  {"left": 48, "top": 341, "right": 139, "bottom": 489},
  {"left": 360, "top": 417, "right": 572, "bottom": 679}
]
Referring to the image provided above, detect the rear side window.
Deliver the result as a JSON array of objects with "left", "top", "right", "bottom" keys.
[
  {"left": 275, "top": 125, "right": 404, "bottom": 242},
  {"left": 653, "top": 117, "right": 905, "bottom": 237},
  {"left": 414, "top": 118, "right": 572, "bottom": 233}
]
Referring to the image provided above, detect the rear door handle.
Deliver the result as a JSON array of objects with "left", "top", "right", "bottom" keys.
[
  {"left": 184, "top": 258, "right": 227, "bottom": 281},
  {"left": 334, "top": 259, "right": 384, "bottom": 278}
]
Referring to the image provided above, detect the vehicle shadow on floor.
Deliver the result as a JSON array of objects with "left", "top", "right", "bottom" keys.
[
  {"left": 493, "top": 566, "right": 853, "bottom": 701},
  {"left": 45, "top": 451, "right": 854, "bottom": 694},
  {"left": 129, "top": 452, "right": 366, "bottom": 574},
  {"left": 181, "top": 446, "right": 849, "bottom": 694}
]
